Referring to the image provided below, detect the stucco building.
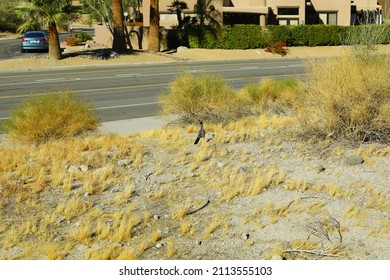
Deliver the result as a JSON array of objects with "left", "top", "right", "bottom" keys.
[{"left": 142, "top": 0, "right": 382, "bottom": 28}]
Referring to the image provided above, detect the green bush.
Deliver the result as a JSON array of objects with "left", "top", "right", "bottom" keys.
[
  {"left": 0, "top": 3, "right": 24, "bottom": 32},
  {"left": 3, "top": 92, "right": 100, "bottom": 144},
  {"left": 185, "top": 24, "right": 390, "bottom": 50},
  {"left": 188, "top": 25, "right": 268, "bottom": 49},
  {"left": 222, "top": 25, "right": 268, "bottom": 49},
  {"left": 75, "top": 31, "right": 93, "bottom": 43},
  {"left": 188, "top": 26, "right": 221, "bottom": 49},
  {"left": 266, "top": 25, "right": 292, "bottom": 45}
]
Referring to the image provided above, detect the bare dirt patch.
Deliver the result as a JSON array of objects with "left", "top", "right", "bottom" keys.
[{"left": 0, "top": 117, "right": 389, "bottom": 260}]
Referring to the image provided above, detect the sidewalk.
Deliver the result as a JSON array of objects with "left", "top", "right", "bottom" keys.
[{"left": 98, "top": 116, "right": 166, "bottom": 135}]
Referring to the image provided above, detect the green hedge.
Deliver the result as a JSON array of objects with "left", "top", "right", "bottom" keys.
[
  {"left": 188, "top": 25, "right": 269, "bottom": 49},
  {"left": 171, "top": 24, "right": 390, "bottom": 50}
]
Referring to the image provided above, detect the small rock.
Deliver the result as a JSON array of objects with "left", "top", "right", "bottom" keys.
[
  {"left": 316, "top": 165, "right": 326, "bottom": 173},
  {"left": 163, "top": 228, "right": 170, "bottom": 234},
  {"left": 56, "top": 216, "right": 66, "bottom": 224},
  {"left": 117, "top": 160, "right": 127, "bottom": 167},
  {"left": 271, "top": 254, "right": 283, "bottom": 260},
  {"left": 84, "top": 192, "right": 91, "bottom": 198},
  {"left": 156, "top": 243, "right": 164, "bottom": 248},
  {"left": 153, "top": 215, "right": 160, "bottom": 220},
  {"left": 197, "top": 240, "right": 203, "bottom": 246},
  {"left": 74, "top": 222, "right": 81, "bottom": 228},
  {"left": 93, "top": 167, "right": 108, "bottom": 176},
  {"left": 80, "top": 165, "right": 92, "bottom": 172},
  {"left": 177, "top": 46, "right": 188, "bottom": 53},
  {"left": 345, "top": 156, "right": 364, "bottom": 166},
  {"left": 54, "top": 236, "right": 64, "bottom": 242},
  {"left": 242, "top": 233, "right": 250, "bottom": 240},
  {"left": 68, "top": 166, "right": 81, "bottom": 173},
  {"left": 217, "top": 162, "right": 225, "bottom": 168},
  {"left": 71, "top": 181, "right": 83, "bottom": 190}
]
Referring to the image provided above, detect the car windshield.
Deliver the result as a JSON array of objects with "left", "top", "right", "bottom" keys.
[{"left": 24, "top": 32, "right": 45, "bottom": 38}]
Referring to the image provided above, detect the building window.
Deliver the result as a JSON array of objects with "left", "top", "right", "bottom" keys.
[
  {"left": 318, "top": 12, "right": 337, "bottom": 25},
  {"left": 160, "top": 13, "right": 177, "bottom": 21},
  {"left": 278, "top": 7, "right": 299, "bottom": 16},
  {"left": 278, "top": 18, "right": 299, "bottom": 25}
]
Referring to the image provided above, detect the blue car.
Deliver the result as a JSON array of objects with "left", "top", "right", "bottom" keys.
[{"left": 21, "top": 31, "right": 49, "bottom": 53}]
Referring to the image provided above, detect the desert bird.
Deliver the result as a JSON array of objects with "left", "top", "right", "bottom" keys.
[{"left": 194, "top": 121, "right": 205, "bottom": 145}]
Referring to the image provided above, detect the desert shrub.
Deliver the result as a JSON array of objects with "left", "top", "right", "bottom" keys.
[
  {"left": 265, "top": 41, "right": 288, "bottom": 56},
  {"left": 65, "top": 37, "right": 78, "bottom": 46},
  {"left": 76, "top": 31, "right": 93, "bottom": 43},
  {"left": 342, "top": 24, "right": 390, "bottom": 62},
  {"left": 159, "top": 73, "right": 247, "bottom": 123},
  {"left": 3, "top": 92, "right": 100, "bottom": 144},
  {"left": 239, "top": 78, "right": 302, "bottom": 115},
  {"left": 297, "top": 55, "right": 390, "bottom": 142}
]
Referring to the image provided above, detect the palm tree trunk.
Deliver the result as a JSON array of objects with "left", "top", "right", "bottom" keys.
[
  {"left": 48, "top": 20, "right": 62, "bottom": 60},
  {"left": 112, "top": 0, "right": 127, "bottom": 52},
  {"left": 148, "top": 0, "right": 160, "bottom": 52}
]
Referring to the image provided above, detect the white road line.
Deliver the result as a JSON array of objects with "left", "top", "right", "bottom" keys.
[
  {"left": 116, "top": 73, "right": 141, "bottom": 77},
  {"left": 36, "top": 78, "right": 66, "bottom": 82},
  {"left": 96, "top": 101, "right": 159, "bottom": 110}
]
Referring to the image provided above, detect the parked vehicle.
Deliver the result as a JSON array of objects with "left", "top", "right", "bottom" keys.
[{"left": 21, "top": 31, "right": 48, "bottom": 53}]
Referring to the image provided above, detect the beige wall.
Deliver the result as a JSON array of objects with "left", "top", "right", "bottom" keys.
[
  {"left": 95, "top": 24, "right": 150, "bottom": 50},
  {"left": 311, "top": 0, "right": 351, "bottom": 26},
  {"left": 267, "top": 0, "right": 306, "bottom": 25}
]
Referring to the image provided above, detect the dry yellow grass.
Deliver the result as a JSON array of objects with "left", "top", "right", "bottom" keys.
[
  {"left": 298, "top": 55, "right": 390, "bottom": 141},
  {"left": 1, "top": 106, "right": 389, "bottom": 260}
]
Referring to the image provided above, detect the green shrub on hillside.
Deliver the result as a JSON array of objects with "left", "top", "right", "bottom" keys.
[{"left": 3, "top": 92, "right": 100, "bottom": 144}]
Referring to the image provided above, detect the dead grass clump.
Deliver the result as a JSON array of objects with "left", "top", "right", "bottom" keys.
[
  {"left": 159, "top": 72, "right": 247, "bottom": 124},
  {"left": 239, "top": 78, "right": 302, "bottom": 114},
  {"left": 2, "top": 91, "right": 100, "bottom": 144},
  {"left": 297, "top": 55, "right": 390, "bottom": 142}
]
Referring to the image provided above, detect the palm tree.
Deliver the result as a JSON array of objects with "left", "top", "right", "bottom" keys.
[
  {"left": 194, "top": 0, "right": 220, "bottom": 27},
  {"left": 148, "top": 0, "right": 160, "bottom": 52},
  {"left": 29, "top": 0, "right": 72, "bottom": 60},
  {"left": 168, "top": 0, "right": 188, "bottom": 29},
  {"left": 112, "top": 0, "right": 127, "bottom": 52}
]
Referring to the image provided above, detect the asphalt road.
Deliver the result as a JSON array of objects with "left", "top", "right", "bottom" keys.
[
  {"left": 0, "top": 59, "right": 305, "bottom": 124},
  {"left": 0, "top": 29, "right": 94, "bottom": 60}
]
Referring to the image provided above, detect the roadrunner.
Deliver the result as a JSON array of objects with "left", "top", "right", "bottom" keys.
[{"left": 194, "top": 121, "right": 205, "bottom": 145}]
